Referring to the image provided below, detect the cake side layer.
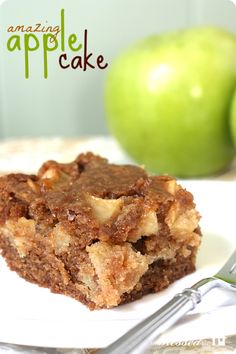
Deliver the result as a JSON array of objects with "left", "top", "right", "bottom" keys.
[{"left": 0, "top": 231, "right": 197, "bottom": 309}]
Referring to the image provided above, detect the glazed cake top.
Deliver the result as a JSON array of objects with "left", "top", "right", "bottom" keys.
[{"left": 0, "top": 152, "right": 196, "bottom": 248}]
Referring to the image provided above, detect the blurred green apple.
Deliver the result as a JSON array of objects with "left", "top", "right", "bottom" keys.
[
  {"left": 230, "top": 87, "right": 236, "bottom": 146},
  {"left": 105, "top": 27, "right": 236, "bottom": 177}
]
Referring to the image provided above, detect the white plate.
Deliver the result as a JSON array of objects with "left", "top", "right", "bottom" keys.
[
  {"left": 0, "top": 138, "right": 236, "bottom": 348},
  {"left": 0, "top": 180, "right": 236, "bottom": 348}
]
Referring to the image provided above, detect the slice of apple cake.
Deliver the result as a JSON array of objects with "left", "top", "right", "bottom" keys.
[{"left": 0, "top": 152, "right": 201, "bottom": 309}]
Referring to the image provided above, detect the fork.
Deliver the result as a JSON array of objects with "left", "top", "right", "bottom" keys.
[{"left": 98, "top": 249, "right": 236, "bottom": 354}]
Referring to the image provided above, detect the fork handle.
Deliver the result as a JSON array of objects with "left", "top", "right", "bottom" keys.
[{"left": 98, "top": 277, "right": 220, "bottom": 354}]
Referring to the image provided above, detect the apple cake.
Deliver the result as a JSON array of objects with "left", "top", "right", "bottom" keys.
[{"left": 0, "top": 152, "right": 201, "bottom": 309}]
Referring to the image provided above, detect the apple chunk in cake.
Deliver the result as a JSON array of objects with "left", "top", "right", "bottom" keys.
[{"left": 0, "top": 153, "right": 201, "bottom": 309}]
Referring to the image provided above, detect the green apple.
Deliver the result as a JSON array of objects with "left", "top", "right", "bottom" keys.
[
  {"left": 230, "top": 87, "right": 236, "bottom": 146},
  {"left": 105, "top": 27, "right": 236, "bottom": 177}
]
